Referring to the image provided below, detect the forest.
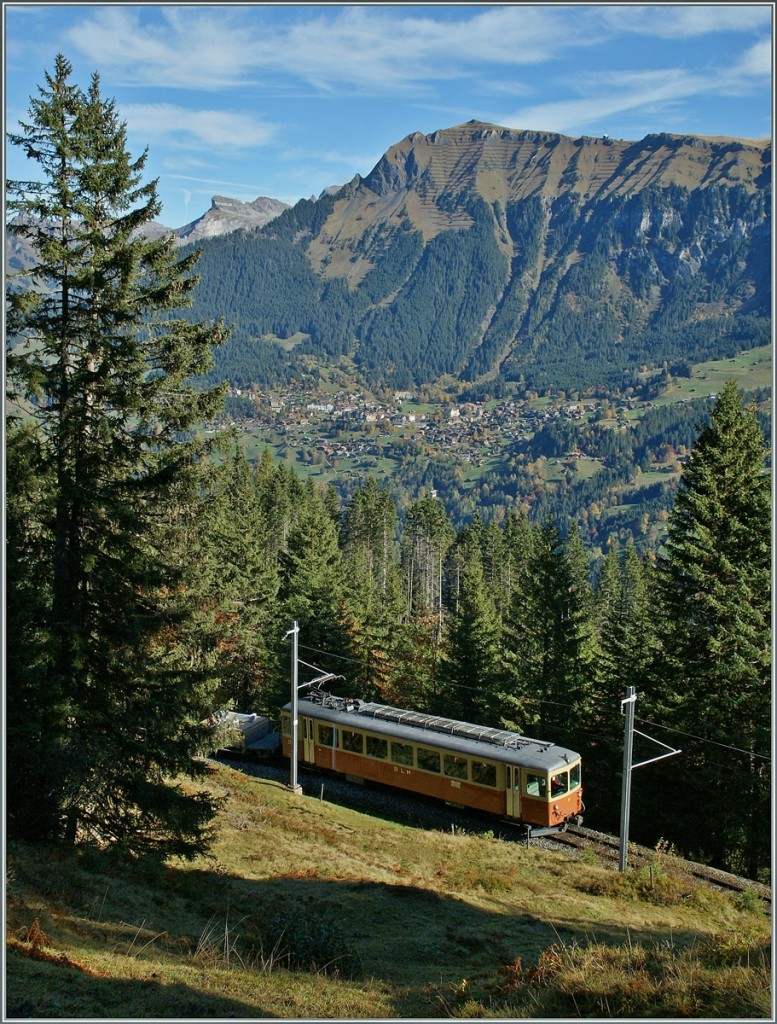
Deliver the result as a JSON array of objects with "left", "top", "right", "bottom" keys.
[
  {"left": 153, "top": 423, "right": 773, "bottom": 880},
  {"left": 181, "top": 167, "right": 771, "bottom": 395},
  {"left": 5, "top": 57, "right": 771, "bottom": 887}
]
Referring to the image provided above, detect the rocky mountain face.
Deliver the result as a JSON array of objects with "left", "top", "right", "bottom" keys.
[
  {"left": 308, "top": 122, "right": 769, "bottom": 278},
  {"left": 173, "top": 195, "right": 289, "bottom": 245},
  {"left": 6, "top": 194, "right": 289, "bottom": 263},
  {"left": 7, "top": 122, "right": 770, "bottom": 393},
  {"left": 186, "top": 121, "right": 770, "bottom": 390}
]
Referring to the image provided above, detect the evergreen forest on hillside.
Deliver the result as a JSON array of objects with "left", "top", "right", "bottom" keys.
[
  {"left": 5, "top": 58, "right": 772, "bottom": 894},
  {"left": 183, "top": 177, "right": 771, "bottom": 393}
]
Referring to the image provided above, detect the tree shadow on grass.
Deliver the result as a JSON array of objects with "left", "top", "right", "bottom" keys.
[
  {"left": 7, "top": 807, "right": 723, "bottom": 1021},
  {"left": 5, "top": 951, "right": 274, "bottom": 1018},
  {"left": 7, "top": 856, "right": 716, "bottom": 1020},
  {"left": 171, "top": 868, "right": 712, "bottom": 1016}
]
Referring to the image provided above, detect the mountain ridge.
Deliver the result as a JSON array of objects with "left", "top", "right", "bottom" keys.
[
  {"left": 173, "top": 194, "right": 290, "bottom": 244},
  {"left": 6, "top": 120, "right": 770, "bottom": 394},
  {"left": 304, "top": 120, "right": 769, "bottom": 282},
  {"left": 182, "top": 121, "right": 769, "bottom": 391},
  {"left": 150, "top": 121, "right": 771, "bottom": 246}
]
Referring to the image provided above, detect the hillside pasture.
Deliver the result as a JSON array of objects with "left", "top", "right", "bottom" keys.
[{"left": 6, "top": 761, "right": 770, "bottom": 1019}]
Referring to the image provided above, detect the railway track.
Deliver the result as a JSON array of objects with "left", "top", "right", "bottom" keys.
[
  {"left": 549, "top": 824, "right": 771, "bottom": 907},
  {"left": 212, "top": 755, "right": 771, "bottom": 908}
]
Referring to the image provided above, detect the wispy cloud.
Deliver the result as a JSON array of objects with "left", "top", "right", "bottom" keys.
[
  {"left": 499, "top": 38, "right": 772, "bottom": 136},
  {"left": 275, "top": 5, "right": 591, "bottom": 91},
  {"left": 730, "top": 37, "right": 773, "bottom": 80},
  {"left": 55, "top": 3, "right": 774, "bottom": 115},
  {"left": 600, "top": 4, "right": 771, "bottom": 39},
  {"left": 64, "top": 7, "right": 265, "bottom": 89},
  {"left": 123, "top": 103, "right": 277, "bottom": 151},
  {"left": 64, "top": 5, "right": 591, "bottom": 95}
]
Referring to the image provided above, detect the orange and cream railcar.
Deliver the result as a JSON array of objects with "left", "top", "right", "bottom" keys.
[{"left": 281, "top": 690, "right": 583, "bottom": 830}]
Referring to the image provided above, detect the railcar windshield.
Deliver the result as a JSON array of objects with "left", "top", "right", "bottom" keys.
[
  {"left": 551, "top": 772, "right": 569, "bottom": 797},
  {"left": 526, "top": 762, "right": 581, "bottom": 800}
]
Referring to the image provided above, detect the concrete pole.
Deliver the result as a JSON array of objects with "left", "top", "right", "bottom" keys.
[
  {"left": 619, "top": 686, "right": 636, "bottom": 872},
  {"left": 289, "top": 621, "right": 302, "bottom": 795}
]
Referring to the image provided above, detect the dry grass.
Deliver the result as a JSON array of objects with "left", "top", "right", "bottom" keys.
[{"left": 5, "top": 760, "right": 771, "bottom": 1018}]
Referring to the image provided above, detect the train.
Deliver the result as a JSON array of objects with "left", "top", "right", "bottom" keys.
[{"left": 271, "top": 688, "right": 584, "bottom": 833}]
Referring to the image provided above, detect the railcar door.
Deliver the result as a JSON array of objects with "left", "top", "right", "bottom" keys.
[
  {"left": 302, "top": 717, "right": 315, "bottom": 764},
  {"left": 505, "top": 766, "right": 521, "bottom": 819}
]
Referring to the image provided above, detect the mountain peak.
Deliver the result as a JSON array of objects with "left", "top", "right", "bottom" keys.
[
  {"left": 176, "top": 195, "right": 290, "bottom": 244},
  {"left": 352, "top": 120, "right": 768, "bottom": 238}
]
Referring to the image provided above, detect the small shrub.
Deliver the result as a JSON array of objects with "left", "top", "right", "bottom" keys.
[
  {"left": 736, "top": 887, "right": 764, "bottom": 914},
  {"left": 495, "top": 944, "right": 566, "bottom": 995},
  {"left": 254, "top": 904, "right": 356, "bottom": 977},
  {"left": 576, "top": 864, "right": 692, "bottom": 905},
  {"left": 632, "top": 864, "right": 691, "bottom": 905},
  {"left": 697, "top": 931, "right": 770, "bottom": 969},
  {"left": 654, "top": 836, "right": 680, "bottom": 858}
]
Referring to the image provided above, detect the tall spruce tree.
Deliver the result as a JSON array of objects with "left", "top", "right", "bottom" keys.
[
  {"left": 340, "top": 479, "right": 404, "bottom": 701},
  {"left": 503, "top": 519, "right": 595, "bottom": 739},
  {"left": 437, "top": 532, "right": 502, "bottom": 725},
  {"left": 6, "top": 57, "right": 229, "bottom": 854},
  {"left": 652, "top": 381, "right": 771, "bottom": 877},
  {"left": 201, "top": 436, "right": 280, "bottom": 715},
  {"left": 588, "top": 544, "right": 658, "bottom": 834},
  {"left": 273, "top": 481, "right": 354, "bottom": 705},
  {"left": 402, "top": 494, "right": 455, "bottom": 622}
]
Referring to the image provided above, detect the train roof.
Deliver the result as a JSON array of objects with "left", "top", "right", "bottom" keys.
[{"left": 284, "top": 691, "right": 580, "bottom": 773}]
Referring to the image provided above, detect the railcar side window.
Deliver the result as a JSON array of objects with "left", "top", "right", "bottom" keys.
[
  {"left": 366, "top": 735, "right": 388, "bottom": 760},
  {"left": 570, "top": 763, "right": 581, "bottom": 790},
  {"left": 341, "top": 729, "right": 364, "bottom": 754},
  {"left": 417, "top": 747, "right": 441, "bottom": 773},
  {"left": 471, "top": 760, "right": 497, "bottom": 787},
  {"left": 551, "top": 771, "right": 569, "bottom": 797},
  {"left": 391, "top": 742, "right": 413, "bottom": 766},
  {"left": 443, "top": 754, "right": 468, "bottom": 780},
  {"left": 281, "top": 713, "right": 291, "bottom": 736},
  {"left": 525, "top": 773, "right": 547, "bottom": 798},
  {"left": 317, "top": 724, "right": 336, "bottom": 747}
]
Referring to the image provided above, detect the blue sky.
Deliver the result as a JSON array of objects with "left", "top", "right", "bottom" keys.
[{"left": 4, "top": 3, "right": 773, "bottom": 229}]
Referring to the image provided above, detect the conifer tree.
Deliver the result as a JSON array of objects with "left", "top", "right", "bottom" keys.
[
  {"left": 202, "top": 436, "right": 280, "bottom": 714},
  {"left": 383, "top": 615, "right": 440, "bottom": 710},
  {"left": 341, "top": 479, "right": 404, "bottom": 701},
  {"left": 589, "top": 544, "right": 657, "bottom": 833},
  {"left": 480, "top": 517, "right": 516, "bottom": 624},
  {"left": 437, "top": 536, "right": 502, "bottom": 725},
  {"left": 6, "top": 56, "right": 229, "bottom": 854},
  {"left": 273, "top": 482, "right": 354, "bottom": 704},
  {"left": 254, "top": 450, "right": 296, "bottom": 560},
  {"left": 504, "top": 519, "right": 595, "bottom": 738},
  {"left": 652, "top": 381, "right": 771, "bottom": 876},
  {"left": 341, "top": 477, "right": 400, "bottom": 617},
  {"left": 397, "top": 495, "right": 455, "bottom": 704},
  {"left": 402, "top": 494, "right": 455, "bottom": 622}
]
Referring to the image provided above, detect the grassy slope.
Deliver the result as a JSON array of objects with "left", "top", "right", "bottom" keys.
[{"left": 6, "top": 761, "right": 771, "bottom": 1019}]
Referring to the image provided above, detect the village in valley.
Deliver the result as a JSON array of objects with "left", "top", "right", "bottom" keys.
[{"left": 215, "top": 375, "right": 638, "bottom": 475}]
